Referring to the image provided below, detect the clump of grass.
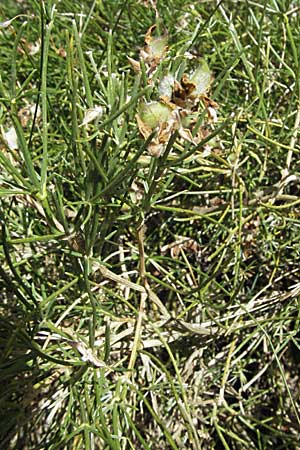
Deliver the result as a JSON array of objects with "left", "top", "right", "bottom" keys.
[{"left": 1, "top": 0, "right": 300, "bottom": 449}]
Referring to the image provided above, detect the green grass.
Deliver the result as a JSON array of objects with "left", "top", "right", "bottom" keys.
[{"left": 1, "top": 0, "right": 300, "bottom": 449}]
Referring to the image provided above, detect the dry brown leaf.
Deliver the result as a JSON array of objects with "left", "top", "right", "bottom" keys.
[
  {"left": 136, "top": 113, "right": 153, "bottom": 140},
  {"left": 127, "top": 56, "right": 141, "bottom": 73}
]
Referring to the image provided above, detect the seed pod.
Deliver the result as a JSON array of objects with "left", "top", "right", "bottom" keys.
[
  {"left": 138, "top": 101, "right": 173, "bottom": 129},
  {"left": 189, "top": 59, "right": 212, "bottom": 96},
  {"left": 158, "top": 74, "right": 175, "bottom": 98}
]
